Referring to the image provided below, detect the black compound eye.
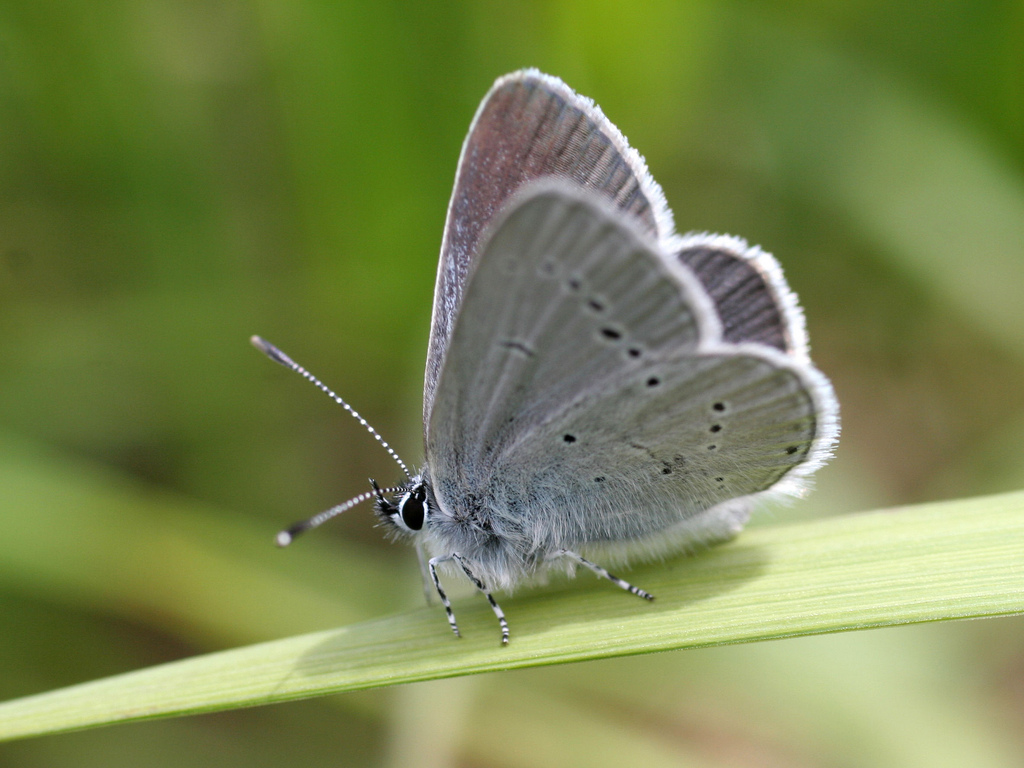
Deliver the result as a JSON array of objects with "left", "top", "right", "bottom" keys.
[{"left": 399, "top": 489, "right": 426, "bottom": 531}]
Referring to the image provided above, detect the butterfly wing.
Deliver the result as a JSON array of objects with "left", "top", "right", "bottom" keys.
[
  {"left": 425, "top": 183, "right": 837, "bottom": 568},
  {"left": 675, "top": 234, "right": 811, "bottom": 361},
  {"left": 424, "top": 69, "right": 676, "bottom": 422}
]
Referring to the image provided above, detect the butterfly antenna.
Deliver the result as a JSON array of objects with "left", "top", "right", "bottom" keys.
[
  {"left": 251, "top": 336, "right": 413, "bottom": 480},
  {"left": 276, "top": 484, "right": 406, "bottom": 546}
]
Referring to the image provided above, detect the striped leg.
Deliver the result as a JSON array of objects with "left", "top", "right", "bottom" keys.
[
  {"left": 553, "top": 549, "right": 655, "bottom": 601},
  {"left": 428, "top": 555, "right": 461, "bottom": 639},
  {"left": 453, "top": 554, "right": 510, "bottom": 645}
]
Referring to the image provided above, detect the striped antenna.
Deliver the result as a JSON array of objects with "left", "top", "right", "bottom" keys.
[
  {"left": 251, "top": 336, "right": 412, "bottom": 480},
  {"left": 276, "top": 484, "right": 406, "bottom": 546}
]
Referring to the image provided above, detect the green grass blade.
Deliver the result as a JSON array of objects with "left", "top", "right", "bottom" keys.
[{"left": 1, "top": 490, "right": 1022, "bottom": 742}]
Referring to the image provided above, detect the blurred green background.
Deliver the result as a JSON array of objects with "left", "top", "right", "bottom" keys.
[{"left": 2, "top": 1, "right": 1023, "bottom": 765}]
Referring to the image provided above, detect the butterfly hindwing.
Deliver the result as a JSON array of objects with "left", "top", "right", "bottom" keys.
[
  {"left": 675, "top": 234, "right": 811, "bottom": 360},
  {"left": 476, "top": 347, "right": 822, "bottom": 549}
]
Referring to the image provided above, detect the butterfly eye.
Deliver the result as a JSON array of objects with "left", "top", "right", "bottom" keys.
[{"left": 398, "top": 488, "right": 426, "bottom": 531}]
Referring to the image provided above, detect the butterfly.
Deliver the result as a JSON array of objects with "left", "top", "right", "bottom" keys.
[{"left": 254, "top": 69, "right": 839, "bottom": 645}]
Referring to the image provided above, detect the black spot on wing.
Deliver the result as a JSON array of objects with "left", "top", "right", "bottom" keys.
[{"left": 501, "top": 339, "right": 536, "bottom": 357}]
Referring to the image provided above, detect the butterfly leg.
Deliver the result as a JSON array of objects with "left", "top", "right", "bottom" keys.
[
  {"left": 553, "top": 549, "right": 655, "bottom": 601},
  {"left": 415, "top": 538, "right": 438, "bottom": 605},
  {"left": 452, "top": 554, "right": 510, "bottom": 645},
  {"left": 427, "top": 555, "right": 462, "bottom": 639}
]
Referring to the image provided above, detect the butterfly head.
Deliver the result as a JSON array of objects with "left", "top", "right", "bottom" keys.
[{"left": 374, "top": 477, "right": 431, "bottom": 535}]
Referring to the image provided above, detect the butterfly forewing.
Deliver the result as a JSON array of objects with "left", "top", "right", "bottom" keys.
[
  {"left": 426, "top": 184, "right": 826, "bottom": 555},
  {"left": 427, "top": 182, "right": 716, "bottom": 475},
  {"left": 425, "top": 69, "right": 675, "bottom": 422}
]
